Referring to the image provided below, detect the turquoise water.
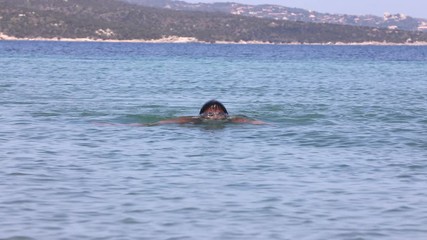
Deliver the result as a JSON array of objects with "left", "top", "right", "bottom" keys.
[{"left": 1, "top": 41, "right": 427, "bottom": 240}]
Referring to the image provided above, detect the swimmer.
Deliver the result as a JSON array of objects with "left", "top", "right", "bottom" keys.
[{"left": 150, "top": 100, "right": 265, "bottom": 125}]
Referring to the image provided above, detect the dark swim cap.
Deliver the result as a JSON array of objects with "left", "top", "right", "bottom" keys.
[{"left": 199, "top": 100, "right": 228, "bottom": 115}]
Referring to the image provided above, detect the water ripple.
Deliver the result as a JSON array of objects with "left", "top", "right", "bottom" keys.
[{"left": 1, "top": 42, "right": 427, "bottom": 240}]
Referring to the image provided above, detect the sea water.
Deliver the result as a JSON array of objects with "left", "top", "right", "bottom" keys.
[{"left": 1, "top": 41, "right": 426, "bottom": 240}]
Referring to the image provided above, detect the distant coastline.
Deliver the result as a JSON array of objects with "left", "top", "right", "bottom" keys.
[
  {"left": 2, "top": 33, "right": 427, "bottom": 46},
  {"left": 3, "top": 0, "right": 427, "bottom": 45}
]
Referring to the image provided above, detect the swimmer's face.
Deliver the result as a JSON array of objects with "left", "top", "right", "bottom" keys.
[{"left": 200, "top": 105, "right": 228, "bottom": 120}]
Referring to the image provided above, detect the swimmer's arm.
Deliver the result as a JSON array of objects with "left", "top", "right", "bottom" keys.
[
  {"left": 96, "top": 117, "right": 200, "bottom": 127},
  {"left": 149, "top": 116, "right": 200, "bottom": 125},
  {"left": 230, "top": 117, "right": 266, "bottom": 125}
]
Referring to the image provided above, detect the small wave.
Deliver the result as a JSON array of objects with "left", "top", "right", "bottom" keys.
[
  {"left": 120, "top": 217, "right": 140, "bottom": 224},
  {"left": 0, "top": 101, "right": 44, "bottom": 105},
  {"left": 283, "top": 113, "right": 328, "bottom": 125},
  {"left": 383, "top": 205, "right": 414, "bottom": 213},
  {"left": 79, "top": 111, "right": 110, "bottom": 117},
  {"left": 31, "top": 112, "right": 62, "bottom": 117},
  {"left": 6, "top": 172, "right": 33, "bottom": 176},
  {"left": 0, "top": 237, "right": 36, "bottom": 240}
]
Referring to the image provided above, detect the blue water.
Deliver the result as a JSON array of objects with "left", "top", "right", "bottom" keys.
[{"left": 1, "top": 41, "right": 427, "bottom": 240}]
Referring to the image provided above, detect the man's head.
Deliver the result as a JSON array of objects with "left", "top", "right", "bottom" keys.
[{"left": 199, "top": 100, "right": 229, "bottom": 120}]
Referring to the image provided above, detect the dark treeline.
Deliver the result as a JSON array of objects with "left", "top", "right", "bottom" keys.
[{"left": 1, "top": 0, "right": 427, "bottom": 43}]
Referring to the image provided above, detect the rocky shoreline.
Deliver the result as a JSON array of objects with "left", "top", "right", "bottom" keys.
[{"left": 2, "top": 32, "right": 427, "bottom": 46}]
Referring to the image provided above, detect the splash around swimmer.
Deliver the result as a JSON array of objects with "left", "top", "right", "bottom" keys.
[{"left": 149, "top": 100, "right": 265, "bottom": 125}]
